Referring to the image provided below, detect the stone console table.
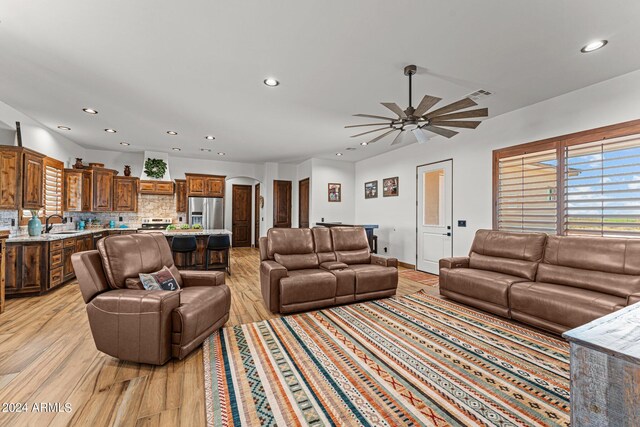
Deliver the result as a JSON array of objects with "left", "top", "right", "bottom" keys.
[{"left": 563, "top": 303, "right": 640, "bottom": 426}]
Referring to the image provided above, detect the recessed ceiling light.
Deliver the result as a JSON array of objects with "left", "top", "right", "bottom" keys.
[
  {"left": 336, "top": 152, "right": 343, "bottom": 156},
  {"left": 172, "top": 147, "right": 181, "bottom": 151},
  {"left": 217, "top": 152, "right": 225, "bottom": 156},
  {"left": 205, "top": 135, "right": 215, "bottom": 140},
  {"left": 167, "top": 131, "right": 178, "bottom": 135},
  {"left": 57, "top": 126, "right": 71, "bottom": 131},
  {"left": 119, "top": 142, "right": 130, "bottom": 146},
  {"left": 82, "top": 108, "right": 98, "bottom": 114},
  {"left": 581, "top": 40, "right": 608, "bottom": 53},
  {"left": 201, "top": 148, "right": 211, "bottom": 152},
  {"left": 263, "top": 78, "right": 279, "bottom": 87},
  {"left": 104, "top": 128, "right": 117, "bottom": 133},
  {"left": 360, "top": 142, "right": 369, "bottom": 146}
]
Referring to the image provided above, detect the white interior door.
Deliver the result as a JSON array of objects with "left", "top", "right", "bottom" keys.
[{"left": 417, "top": 160, "right": 453, "bottom": 274}]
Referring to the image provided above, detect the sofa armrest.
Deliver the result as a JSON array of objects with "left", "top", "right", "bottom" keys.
[
  {"left": 86, "top": 289, "right": 181, "bottom": 365},
  {"left": 260, "top": 261, "right": 288, "bottom": 312},
  {"left": 320, "top": 261, "right": 348, "bottom": 271},
  {"left": 371, "top": 254, "right": 398, "bottom": 268},
  {"left": 628, "top": 293, "right": 640, "bottom": 306},
  {"left": 180, "top": 270, "right": 226, "bottom": 287},
  {"left": 439, "top": 257, "right": 469, "bottom": 269}
]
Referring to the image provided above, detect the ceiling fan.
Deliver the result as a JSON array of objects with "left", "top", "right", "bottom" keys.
[{"left": 346, "top": 65, "right": 488, "bottom": 146}]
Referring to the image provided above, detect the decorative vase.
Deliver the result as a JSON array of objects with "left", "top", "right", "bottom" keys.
[
  {"left": 28, "top": 216, "right": 43, "bottom": 236},
  {"left": 74, "top": 158, "right": 84, "bottom": 169},
  {"left": 124, "top": 165, "right": 131, "bottom": 176}
]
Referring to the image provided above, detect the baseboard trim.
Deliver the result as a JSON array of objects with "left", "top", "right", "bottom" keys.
[{"left": 398, "top": 261, "right": 415, "bottom": 269}]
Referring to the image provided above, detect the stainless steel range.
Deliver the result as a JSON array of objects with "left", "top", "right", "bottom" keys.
[{"left": 139, "top": 217, "right": 174, "bottom": 231}]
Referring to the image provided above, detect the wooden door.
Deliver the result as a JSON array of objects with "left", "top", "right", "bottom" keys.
[
  {"left": 82, "top": 171, "right": 92, "bottom": 211},
  {"left": 232, "top": 185, "right": 252, "bottom": 247},
  {"left": 22, "top": 152, "right": 44, "bottom": 209},
  {"left": 93, "top": 169, "right": 114, "bottom": 211},
  {"left": 175, "top": 180, "right": 187, "bottom": 212},
  {"left": 113, "top": 177, "right": 138, "bottom": 212},
  {"left": 0, "top": 149, "right": 20, "bottom": 209},
  {"left": 254, "top": 183, "right": 260, "bottom": 247},
  {"left": 273, "top": 180, "right": 292, "bottom": 228},
  {"left": 64, "top": 170, "right": 83, "bottom": 211},
  {"left": 299, "top": 178, "right": 310, "bottom": 228}
]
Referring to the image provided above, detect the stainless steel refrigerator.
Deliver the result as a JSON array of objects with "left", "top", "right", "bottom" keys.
[{"left": 188, "top": 197, "right": 224, "bottom": 229}]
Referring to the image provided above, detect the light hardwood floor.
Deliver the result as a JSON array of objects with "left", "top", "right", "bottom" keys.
[{"left": 0, "top": 248, "right": 437, "bottom": 427}]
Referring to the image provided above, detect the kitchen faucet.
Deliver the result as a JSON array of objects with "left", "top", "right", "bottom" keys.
[{"left": 45, "top": 214, "right": 67, "bottom": 233}]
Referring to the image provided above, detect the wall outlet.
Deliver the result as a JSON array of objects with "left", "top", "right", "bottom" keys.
[
  {"left": 321, "top": 217, "right": 325, "bottom": 222},
  {"left": 119, "top": 216, "right": 123, "bottom": 222},
  {"left": 179, "top": 216, "right": 183, "bottom": 222},
  {"left": 457, "top": 220, "right": 467, "bottom": 227},
  {"left": 384, "top": 247, "right": 388, "bottom": 253},
  {"left": 11, "top": 218, "right": 15, "bottom": 227}
]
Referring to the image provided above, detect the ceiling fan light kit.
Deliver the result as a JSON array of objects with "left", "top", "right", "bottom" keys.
[{"left": 346, "top": 64, "right": 489, "bottom": 146}]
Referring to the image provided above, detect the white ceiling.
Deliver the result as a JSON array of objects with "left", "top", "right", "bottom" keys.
[{"left": 0, "top": 0, "right": 639, "bottom": 163}]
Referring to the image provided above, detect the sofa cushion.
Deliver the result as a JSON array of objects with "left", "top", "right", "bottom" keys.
[
  {"left": 470, "top": 229, "right": 547, "bottom": 262},
  {"left": 267, "top": 228, "right": 314, "bottom": 258},
  {"left": 510, "top": 281, "right": 626, "bottom": 329},
  {"left": 274, "top": 253, "right": 319, "bottom": 271},
  {"left": 469, "top": 253, "right": 538, "bottom": 281},
  {"left": 172, "top": 286, "right": 231, "bottom": 348},
  {"left": 312, "top": 227, "right": 336, "bottom": 263},
  {"left": 279, "top": 269, "right": 336, "bottom": 306},
  {"left": 348, "top": 264, "right": 397, "bottom": 294},
  {"left": 439, "top": 268, "right": 528, "bottom": 308},
  {"left": 97, "top": 233, "right": 182, "bottom": 290},
  {"left": 536, "top": 263, "right": 640, "bottom": 298},
  {"left": 331, "top": 227, "right": 371, "bottom": 265}
]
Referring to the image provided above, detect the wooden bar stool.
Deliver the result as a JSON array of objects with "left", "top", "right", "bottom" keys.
[
  {"left": 171, "top": 236, "right": 198, "bottom": 269},
  {"left": 205, "top": 234, "right": 231, "bottom": 275}
]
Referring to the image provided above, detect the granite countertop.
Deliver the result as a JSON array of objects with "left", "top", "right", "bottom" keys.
[{"left": 7, "top": 228, "right": 232, "bottom": 243}]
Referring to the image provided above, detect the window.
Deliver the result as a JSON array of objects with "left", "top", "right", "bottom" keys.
[{"left": 493, "top": 119, "right": 640, "bottom": 237}]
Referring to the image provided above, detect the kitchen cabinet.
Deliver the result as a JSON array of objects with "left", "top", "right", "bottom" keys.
[
  {"left": 82, "top": 171, "right": 93, "bottom": 211},
  {"left": 22, "top": 150, "right": 45, "bottom": 209},
  {"left": 0, "top": 147, "right": 20, "bottom": 209},
  {"left": 63, "top": 169, "right": 83, "bottom": 212},
  {"left": 185, "top": 173, "right": 225, "bottom": 197},
  {"left": 92, "top": 167, "right": 117, "bottom": 211},
  {"left": 175, "top": 179, "right": 187, "bottom": 212},
  {"left": 0, "top": 231, "right": 8, "bottom": 314},
  {"left": 113, "top": 176, "right": 139, "bottom": 212},
  {"left": 140, "top": 180, "right": 174, "bottom": 195}
]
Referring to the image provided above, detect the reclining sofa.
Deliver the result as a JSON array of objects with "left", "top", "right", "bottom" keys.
[
  {"left": 260, "top": 227, "right": 398, "bottom": 313},
  {"left": 440, "top": 229, "right": 640, "bottom": 334}
]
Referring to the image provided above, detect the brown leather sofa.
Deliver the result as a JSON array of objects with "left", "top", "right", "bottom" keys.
[
  {"left": 440, "top": 229, "right": 640, "bottom": 334},
  {"left": 72, "top": 233, "right": 231, "bottom": 365},
  {"left": 260, "top": 227, "right": 398, "bottom": 313}
]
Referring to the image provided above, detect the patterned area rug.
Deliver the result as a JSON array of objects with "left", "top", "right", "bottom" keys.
[
  {"left": 203, "top": 291, "right": 570, "bottom": 426},
  {"left": 400, "top": 270, "right": 440, "bottom": 286}
]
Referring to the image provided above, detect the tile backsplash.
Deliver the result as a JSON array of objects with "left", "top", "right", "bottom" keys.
[{"left": 3, "top": 194, "right": 187, "bottom": 237}]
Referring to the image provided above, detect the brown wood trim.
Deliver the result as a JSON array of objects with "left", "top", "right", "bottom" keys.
[
  {"left": 398, "top": 261, "right": 415, "bottom": 269},
  {"left": 492, "top": 118, "right": 640, "bottom": 233},
  {"left": 184, "top": 173, "right": 227, "bottom": 179}
]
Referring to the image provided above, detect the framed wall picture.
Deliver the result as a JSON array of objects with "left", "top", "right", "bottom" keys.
[
  {"left": 328, "top": 183, "right": 341, "bottom": 202},
  {"left": 364, "top": 180, "right": 378, "bottom": 199},
  {"left": 383, "top": 177, "right": 399, "bottom": 197}
]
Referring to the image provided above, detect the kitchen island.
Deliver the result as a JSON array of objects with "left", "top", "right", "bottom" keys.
[{"left": 163, "top": 230, "right": 232, "bottom": 269}]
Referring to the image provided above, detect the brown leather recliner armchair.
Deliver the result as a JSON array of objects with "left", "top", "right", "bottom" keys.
[
  {"left": 260, "top": 227, "right": 398, "bottom": 313},
  {"left": 72, "top": 233, "right": 231, "bottom": 365}
]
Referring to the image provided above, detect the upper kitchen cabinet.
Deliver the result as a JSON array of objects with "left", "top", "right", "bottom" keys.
[
  {"left": 92, "top": 167, "right": 117, "bottom": 211},
  {"left": 63, "top": 169, "right": 83, "bottom": 212},
  {"left": 175, "top": 179, "right": 187, "bottom": 212},
  {"left": 82, "top": 170, "right": 93, "bottom": 211},
  {"left": 140, "top": 180, "right": 174, "bottom": 195},
  {"left": 185, "top": 173, "right": 225, "bottom": 198},
  {"left": 113, "top": 176, "right": 139, "bottom": 212},
  {"left": 0, "top": 146, "right": 46, "bottom": 210}
]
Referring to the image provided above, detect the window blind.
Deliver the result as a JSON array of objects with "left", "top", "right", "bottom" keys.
[
  {"left": 564, "top": 135, "right": 640, "bottom": 237},
  {"left": 44, "top": 160, "right": 63, "bottom": 217},
  {"left": 496, "top": 149, "right": 558, "bottom": 234}
]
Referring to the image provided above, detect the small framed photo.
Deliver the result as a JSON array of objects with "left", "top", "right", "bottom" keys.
[
  {"left": 383, "top": 177, "right": 399, "bottom": 197},
  {"left": 328, "top": 183, "right": 341, "bottom": 202},
  {"left": 364, "top": 180, "right": 378, "bottom": 199}
]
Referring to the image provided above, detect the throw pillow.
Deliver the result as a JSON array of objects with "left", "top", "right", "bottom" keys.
[{"left": 139, "top": 266, "right": 180, "bottom": 291}]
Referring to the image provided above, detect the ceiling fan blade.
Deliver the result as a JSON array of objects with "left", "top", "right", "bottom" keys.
[
  {"left": 353, "top": 113, "right": 396, "bottom": 121},
  {"left": 429, "top": 120, "right": 481, "bottom": 129},
  {"left": 413, "top": 95, "right": 442, "bottom": 117},
  {"left": 422, "top": 125, "right": 459, "bottom": 139},
  {"left": 345, "top": 123, "right": 393, "bottom": 128},
  {"left": 425, "top": 98, "right": 477, "bottom": 118},
  {"left": 430, "top": 108, "right": 488, "bottom": 121},
  {"left": 381, "top": 102, "right": 407, "bottom": 119},
  {"left": 368, "top": 128, "right": 398, "bottom": 143},
  {"left": 390, "top": 130, "right": 406, "bottom": 145},
  {"left": 350, "top": 126, "right": 391, "bottom": 138},
  {"left": 412, "top": 128, "right": 430, "bottom": 144}
]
